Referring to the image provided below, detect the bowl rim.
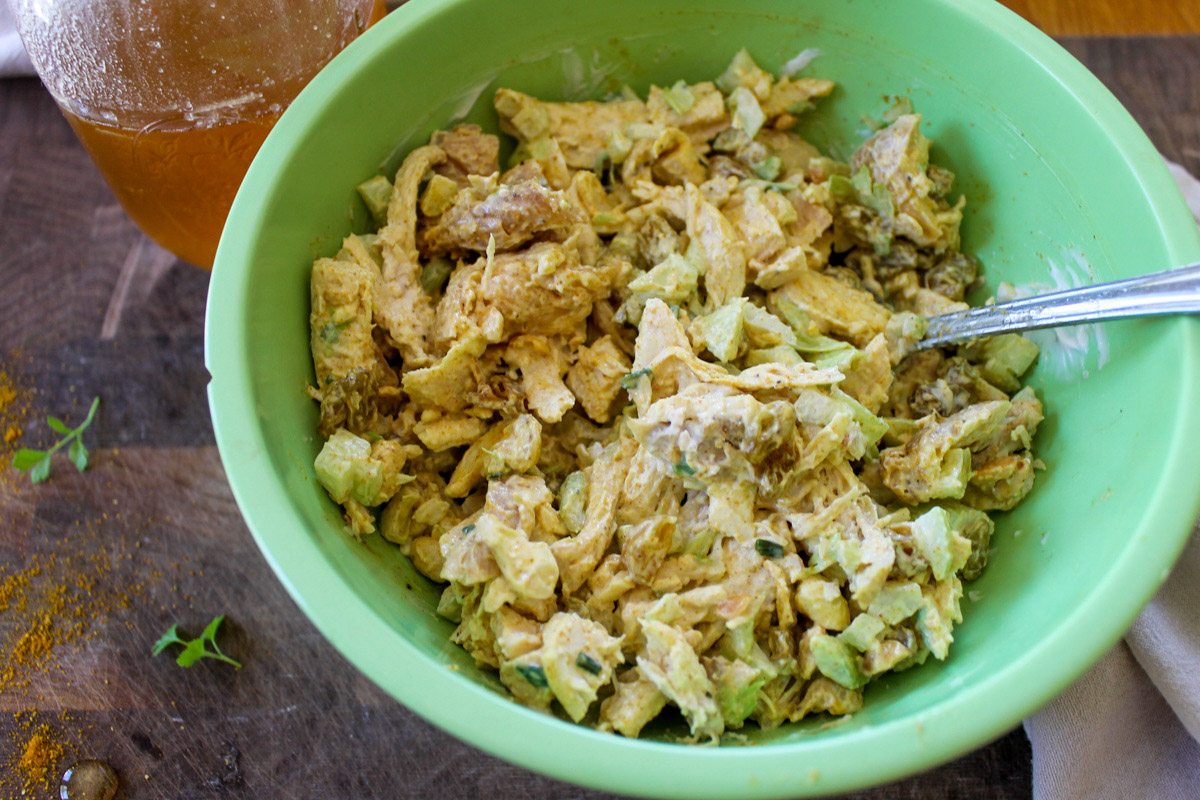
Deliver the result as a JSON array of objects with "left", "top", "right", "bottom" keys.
[{"left": 205, "top": 0, "right": 1200, "bottom": 796}]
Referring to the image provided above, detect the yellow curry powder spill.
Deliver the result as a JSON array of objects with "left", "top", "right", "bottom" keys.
[
  {"left": 0, "top": 370, "right": 29, "bottom": 455},
  {"left": 0, "top": 364, "right": 139, "bottom": 798},
  {"left": 0, "top": 547, "right": 130, "bottom": 696},
  {"left": 3, "top": 713, "right": 75, "bottom": 798},
  {"left": 0, "top": 541, "right": 136, "bottom": 797},
  {"left": 17, "top": 727, "right": 64, "bottom": 789},
  {"left": 0, "top": 365, "right": 142, "bottom": 694}
]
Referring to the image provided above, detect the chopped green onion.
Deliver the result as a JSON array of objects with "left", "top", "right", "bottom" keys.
[
  {"left": 620, "top": 368, "right": 654, "bottom": 390},
  {"left": 673, "top": 457, "right": 696, "bottom": 478},
  {"left": 319, "top": 320, "right": 349, "bottom": 344},
  {"left": 515, "top": 663, "right": 548, "bottom": 688},
  {"left": 576, "top": 653, "right": 603, "bottom": 676},
  {"left": 755, "top": 539, "right": 785, "bottom": 558}
]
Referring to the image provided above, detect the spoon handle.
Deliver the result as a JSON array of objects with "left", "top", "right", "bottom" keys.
[{"left": 919, "top": 263, "right": 1200, "bottom": 349}]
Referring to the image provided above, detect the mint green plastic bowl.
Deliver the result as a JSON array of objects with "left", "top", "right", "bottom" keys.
[{"left": 205, "top": 0, "right": 1200, "bottom": 795}]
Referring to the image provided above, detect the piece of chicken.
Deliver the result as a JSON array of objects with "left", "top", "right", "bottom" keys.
[
  {"left": 421, "top": 179, "right": 585, "bottom": 256},
  {"left": 376, "top": 144, "right": 446, "bottom": 368}
]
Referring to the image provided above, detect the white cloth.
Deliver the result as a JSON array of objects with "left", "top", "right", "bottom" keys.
[
  {"left": 1026, "top": 163, "right": 1200, "bottom": 800},
  {"left": 1168, "top": 161, "right": 1200, "bottom": 223},
  {"left": 0, "top": 3, "right": 34, "bottom": 77}
]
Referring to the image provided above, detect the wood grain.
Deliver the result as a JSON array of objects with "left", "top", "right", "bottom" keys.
[
  {"left": 1, "top": 33, "right": 1197, "bottom": 799},
  {"left": 1057, "top": 36, "right": 1200, "bottom": 178},
  {"left": 1001, "top": 0, "right": 1200, "bottom": 35}
]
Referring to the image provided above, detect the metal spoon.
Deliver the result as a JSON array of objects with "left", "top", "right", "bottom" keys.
[{"left": 919, "top": 263, "right": 1200, "bottom": 349}]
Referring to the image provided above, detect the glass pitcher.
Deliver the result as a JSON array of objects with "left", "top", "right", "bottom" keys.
[{"left": 9, "top": 0, "right": 386, "bottom": 268}]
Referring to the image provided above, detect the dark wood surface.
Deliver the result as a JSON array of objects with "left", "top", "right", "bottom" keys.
[{"left": 1, "top": 34, "right": 1196, "bottom": 800}]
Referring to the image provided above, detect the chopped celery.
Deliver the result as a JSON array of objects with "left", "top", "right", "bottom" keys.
[
  {"left": 436, "top": 585, "right": 463, "bottom": 622},
  {"left": 830, "top": 387, "right": 889, "bottom": 446},
  {"left": 419, "top": 173, "right": 459, "bottom": 217},
  {"left": 838, "top": 614, "right": 886, "bottom": 652},
  {"left": 682, "top": 527, "right": 717, "bottom": 558},
  {"left": 606, "top": 128, "right": 633, "bottom": 163},
  {"left": 962, "top": 334, "right": 1040, "bottom": 393},
  {"left": 509, "top": 104, "right": 551, "bottom": 140},
  {"left": 558, "top": 470, "right": 588, "bottom": 534},
  {"left": 931, "top": 447, "right": 973, "bottom": 500},
  {"left": 828, "top": 174, "right": 856, "bottom": 204},
  {"left": 356, "top": 233, "right": 384, "bottom": 267},
  {"left": 850, "top": 165, "right": 895, "bottom": 218},
  {"left": 715, "top": 48, "right": 769, "bottom": 96},
  {"left": 810, "top": 633, "right": 867, "bottom": 690},
  {"left": 710, "top": 657, "right": 766, "bottom": 728},
  {"left": 314, "top": 429, "right": 413, "bottom": 507},
  {"left": 696, "top": 299, "right": 746, "bottom": 362},
  {"left": 867, "top": 582, "right": 924, "bottom": 625},
  {"left": 882, "top": 416, "right": 922, "bottom": 447},
  {"left": 622, "top": 253, "right": 701, "bottom": 324},
  {"left": 752, "top": 156, "right": 782, "bottom": 181},
  {"left": 729, "top": 87, "right": 766, "bottom": 140},
  {"left": 831, "top": 165, "right": 894, "bottom": 218},
  {"left": 420, "top": 257, "right": 454, "bottom": 296},
  {"left": 741, "top": 303, "right": 796, "bottom": 348},
  {"left": 770, "top": 299, "right": 861, "bottom": 370},
  {"left": 928, "top": 501, "right": 995, "bottom": 581},
  {"left": 357, "top": 175, "right": 392, "bottom": 229},
  {"left": 662, "top": 80, "right": 696, "bottom": 115},
  {"left": 744, "top": 345, "right": 805, "bottom": 367},
  {"left": 912, "top": 509, "right": 965, "bottom": 575}
]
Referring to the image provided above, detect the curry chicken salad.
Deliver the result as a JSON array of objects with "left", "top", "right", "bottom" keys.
[{"left": 306, "top": 50, "right": 1043, "bottom": 740}]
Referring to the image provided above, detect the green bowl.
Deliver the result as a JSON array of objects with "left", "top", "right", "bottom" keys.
[{"left": 205, "top": 0, "right": 1200, "bottom": 795}]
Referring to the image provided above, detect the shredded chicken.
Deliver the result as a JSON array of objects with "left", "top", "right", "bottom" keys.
[{"left": 307, "top": 48, "right": 1043, "bottom": 742}]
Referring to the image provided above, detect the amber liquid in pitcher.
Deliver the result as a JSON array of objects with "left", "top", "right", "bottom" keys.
[
  {"left": 65, "top": 112, "right": 277, "bottom": 269},
  {"left": 51, "top": 0, "right": 386, "bottom": 269}
]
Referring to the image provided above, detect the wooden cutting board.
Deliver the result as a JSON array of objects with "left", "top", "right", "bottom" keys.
[{"left": 0, "top": 33, "right": 1196, "bottom": 800}]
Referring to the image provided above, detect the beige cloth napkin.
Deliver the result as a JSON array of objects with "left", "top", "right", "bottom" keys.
[{"left": 1025, "top": 162, "right": 1200, "bottom": 800}]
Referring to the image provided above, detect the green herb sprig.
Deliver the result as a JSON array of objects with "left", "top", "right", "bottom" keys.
[
  {"left": 11, "top": 397, "right": 100, "bottom": 483},
  {"left": 152, "top": 614, "right": 242, "bottom": 669}
]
